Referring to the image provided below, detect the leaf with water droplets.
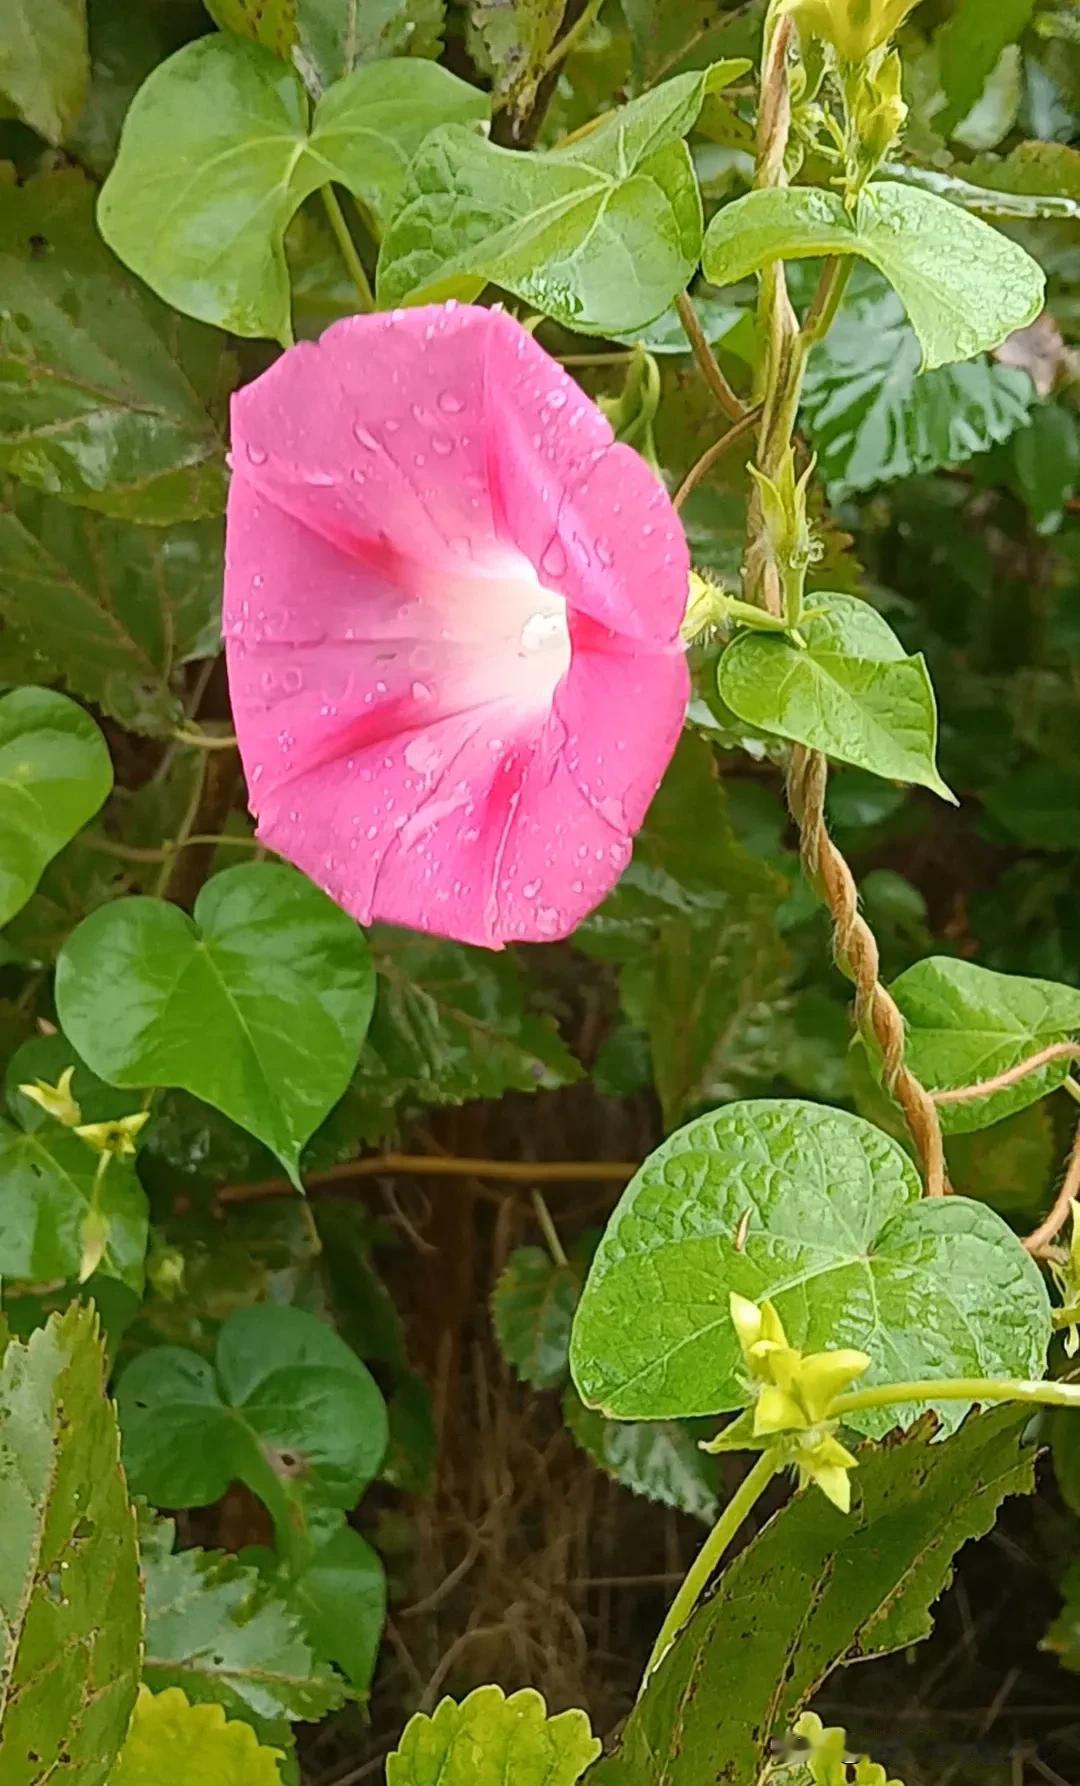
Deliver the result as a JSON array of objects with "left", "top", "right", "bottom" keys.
[
  {"left": 717, "top": 593, "right": 955, "bottom": 800},
  {"left": 0, "top": 687, "right": 113, "bottom": 931},
  {"left": 116, "top": 1304, "right": 388, "bottom": 1537},
  {"left": 703, "top": 181, "right": 1044, "bottom": 370},
  {"left": 98, "top": 35, "right": 487, "bottom": 341},
  {"left": 377, "top": 65, "right": 743, "bottom": 332},
  {"left": 0, "top": 1304, "right": 141, "bottom": 1783},
  {"left": 55, "top": 862, "right": 376, "bottom": 1181},
  {"left": 569, "top": 1099, "right": 1050, "bottom": 1436}
]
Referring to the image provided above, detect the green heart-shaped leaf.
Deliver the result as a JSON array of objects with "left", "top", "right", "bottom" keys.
[
  {"left": 378, "top": 64, "right": 747, "bottom": 333},
  {"left": 702, "top": 181, "right": 1044, "bottom": 370},
  {"left": 55, "top": 862, "right": 375, "bottom": 1179},
  {"left": 387, "top": 1686, "right": 600, "bottom": 1786},
  {"left": 717, "top": 592, "right": 954, "bottom": 799},
  {"left": 0, "top": 687, "right": 113, "bottom": 930},
  {"left": 569, "top": 1099, "right": 1050, "bottom": 1437},
  {"left": 886, "top": 957, "right": 1080, "bottom": 1133},
  {"left": 116, "top": 1304, "right": 389, "bottom": 1533},
  {"left": 98, "top": 36, "right": 488, "bottom": 341}
]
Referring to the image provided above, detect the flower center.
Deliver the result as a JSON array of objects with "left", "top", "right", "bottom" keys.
[{"left": 520, "top": 594, "right": 570, "bottom": 660}]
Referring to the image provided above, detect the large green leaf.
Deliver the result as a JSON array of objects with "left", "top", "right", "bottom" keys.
[
  {"left": 377, "top": 64, "right": 746, "bottom": 333},
  {"left": 116, "top": 1304, "right": 389, "bottom": 1534},
  {"left": 798, "top": 265, "right": 1036, "bottom": 495},
  {"left": 55, "top": 863, "right": 376, "bottom": 1180},
  {"left": 564, "top": 1390, "right": 719, "bottom": 1523},
  {"left": 593, "top": 1409, "right": 1036, "bottom": 1784},
  {"left": 387, "top": 1686, "right": 600, "bottom": 1785},
  {"left": 362, "top": 927, "right": 581, "bottom": 1109},
  {"left": 569, "top": 1099, "right": 1050, "bottom": 1436},
  {"left": 0, "top": 687, "right": 112, "bottom": 931},
  {"left": 702, "top": 182, "right": 1044, "bottom": 370},
  {"left": 111, "top": 1688, "right": 284, "bottom": 1786},
  {"left": 141, "top": 1515, "right": 347, "bottom": 1724},
  {"left": 0, "top": 490, "right": 221, "bottom": 735},
  {"left": 0, "top": 0, "right": 89, "bottom": 144},
  {"left": 884, "top": 957, "right": 1080, "bottom": 1133},
  {"left": 0, "top": 171, "right": 231, "bottom": 524},
  {"left": 492, "top": 1246, "right": 580, "bottom": 1390},
  {"left": 0, "top": 1304, "right": 140, "bottom": 1785},
  {"left": 98, "top": 36, "right": 487, "bottom": 342},
  {"left": 717, "top": 593, "right": 954, "bottom": 799}
]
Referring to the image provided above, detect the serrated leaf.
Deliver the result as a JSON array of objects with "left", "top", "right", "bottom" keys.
[
  {"left": 377, "top": 66, "right": 739, "bottom": 333},
  {"left": 117, "top": 1305, "right": 388, "bottom": 1536},
  {"left": 362, "top": 926, "right": 581, "bottom": 1109},
  {"left": 55, "top": 862, "right": 376, "bottom": 1181},
  {"left": 141, "top": 1515, "right": 347, "bottom": 1723},
  {"left": 593, "top": 1409, "right": 1036, "bottom": 1784},
  {"left": 387, "top": 1685, "right": 600, "bottom": 1785},
  {"left": 493, "top": 1246, "right": 579, "bottom": 1389},
  {"left": 718, "top": 592, "right": 954, "bottom": 799},
  {"left": 0, "top": 1304, "right": 140, "bottom": 1784},
  {"left": 468, "top": 0, "right": 566, "bottom": 124},
  {"left": 621, "top": 902, "right": 792, "bottom": 1129},
  {"left": 0, "top": 0, "right": 89, "bottom": 144},
  {"left": 0, "top": 489, "right": 221, "bottom": 735},
  {"left": 111, "top": 1687, "right": 284, "bottom": 1786},
  {"left": 0, "top": 170, "right": 232, "bottom": 524},
  {"left": 884, "top": 957, "right": 1080, "bottom": 1133},
  {"left": 98, "top": 36, "right": 487, "bottom": 342},
  {"left": 799, "top": 265, "right": 1036, "bottom": 495},
  {"left": 563, "top": 1388, "right": 719, "bottom": 1523},
  {"left": 0, "top": 687, "right": 112, "bottom": 931},
  {"left": 703, "top": 182, "right": 1044, "bottom": 370},
  {"left": 569, "top": 1099, "right": 1050, "bottom": 1436}
]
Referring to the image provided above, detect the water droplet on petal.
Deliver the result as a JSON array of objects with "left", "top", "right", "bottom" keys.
[
  {"left": 431, "top": 433, "right": 454, "bottom": 456},
  {"left": 245, "top": 442, "right": 267, "bottom": 465},
  {"left": 411, "top": 680, "right": 432, "bottom": 701},
  {"left": 353, "top": 423, "right": 379, "bottom": 451},
  {"left": 595, "top": 536, "right": 614, "bottom": 567},
  {"left": 438, "top": 389, "right": 465, "bottom": 413},
  {"left": 546, "top": 388, "right": 568, "bottom": 410},
  {"left": 540, "top": 537, "right": 567, "bottom": 578},
  {"left": 523, "top": 879, "right": 541, "bottom": 899}
]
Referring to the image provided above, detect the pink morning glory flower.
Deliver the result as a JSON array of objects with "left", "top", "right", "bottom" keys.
[{"left": 223, "top": 303, "right": 689, "bottom": 948}]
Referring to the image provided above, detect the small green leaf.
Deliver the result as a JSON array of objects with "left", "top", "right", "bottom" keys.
[
  {"left": 0, "top": 687, "right": 112, "bottom": 930},
  {"left": 884, "top": 957, "right": 1080, "bottom": 1133},
  {"left": 0, "top": 490, "right": 221, "bottom": 735},
  {"left": 717, "top": 593, "right": 954, "bottom": 800},
  {"left": 563, "top": 1389, "right": 719, "bottom": 1523},
  {"left": 116, "top": 1305, "right": 389, "bottom": 1534},
  {"left": 141, "top": 1514, "right": 348, "bottom": 1724},
  {"left": 111, "top": 1687, "right": 284, "bottom": 1786},
  {"left": 276, "top": 1515, "right": 386, "bottom": 1696},
  {"left": 798, "top": 265, "right": 1036, "bottom": 495},
  {"left": 702, "top": 182, "right": 1044, "bottom": 370},
  {"left": 362, "top": 927, "right": 581, "bottom": 1110},
  {"left": 935, "top": 0, "right": 1035, "bottom": 136},
  {"left": 0, "top": 1121, "right": 147, "bottom": 1293},
  {"left": 0, "top": 0, "right": 89, "bottom": 144},
  {"left": 55, "top": 862, "right": 376, "bottom": 1180},
  {"left": 492, "top": 1246, "right": 580, "bottom": 1389},
  {"left": 377, "top": 66, "right": 732, "bottom": 333},
  {"left": 98, "top": 36, "right": 487, "bottom": 342},
  {"left": 569, "top": 1099, "right": 1050, "bottom": 1436},
  {"left": 0, "top": 1304, "right": 141, "bottom": 1783},
  {"left": 295, "top": 0, "right": 446, "bottom": 86},
  {"left": 594, "top": 1409, "right": 1036, "bottom": 1784},
  {"left": 0, "top": 170, "right": 232, "bottom": 524},
  {"left": 467, "top": 0, "right": 566, "bottom": 124},
  {"left": 387, "top": 1685, "right": 601, "bottom": 1786}
]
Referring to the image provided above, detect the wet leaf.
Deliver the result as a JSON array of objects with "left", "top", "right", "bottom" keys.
[
  {"left": 570, "top": 1099, "right": 1050, "bottom": 1436},
  {"left": 0, "top": 170, "right": 231, "bottom": 523},
  {"left": 0, "top": 687, "right": 112, "bottom": 931},
  {"left": 0, "top": 1304, "right": 140, "bottom": 1783},
  {"left": 98, "top": 36, "right": 486, "bottom": 341},
  {"left": 56, "top": 863, "right": 376, "bottom": 1181}
]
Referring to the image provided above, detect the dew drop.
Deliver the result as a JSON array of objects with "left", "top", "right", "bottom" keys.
[
  {"left": 522, "top": 878, "right": 541, "bottom": 899},
  {"left": 546, "top": 388, "right": 568, "bottom": 410},
  {"left": 353, "top": 423, "right": 379, "bottom": 451},
  {"left": 540, "top": 537, "right": 567, "bottom": 578},
  {"left": 411, "top": 680, "right": 432, "bottom": 701},
  {"left": 438, "top": 389, "right": 465, "bottom": 413},
  {"left": 245, "top": 442, "right": 268, "bottom": 465},
  {"left": 595, "top": 536, "right": 614, "bottom": 567},
  {"left": 431, "top": 432, "right": 454, "bottom": 456}
]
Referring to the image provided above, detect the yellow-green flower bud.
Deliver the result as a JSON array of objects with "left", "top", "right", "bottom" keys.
[
  {"left": 19, "top": 1066, "right": 81, "bottom": 1128},
  {"left": 783, "top": 0, "right": 921, "bottom": 62},
  {"left": 75, "top": 1110, "right": 150, "bottom": 1159}
]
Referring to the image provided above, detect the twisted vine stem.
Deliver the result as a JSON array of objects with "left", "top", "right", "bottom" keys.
[{"left": 744, "top": 3, "right": 947, "bottom": 1196}]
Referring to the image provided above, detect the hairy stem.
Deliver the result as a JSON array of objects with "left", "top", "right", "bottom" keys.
[
  {"left": 1025, "top": 1120, "right": 1080, "bottom": 1255},
  {"left": 641, "top": 1449, "right": 780, "bottom": 1689},
  {"left": 675, "top": 292, "right": 748, "bottom": 423},
  {"left": 932, "top": 1042, "right": 1080, "bottom": 1106},
  {"left": 674, "top": 407, "right": 762, "bottom": 510}
]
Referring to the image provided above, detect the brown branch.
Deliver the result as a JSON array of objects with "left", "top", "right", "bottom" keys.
[
  {"left": 1025, "top": 1120, "right": 1080, "bottom": 1256},
  {"left": 787, "top": 747, "right": 948, "bottom": 1197},
  {"left": 673, "top": 407, "right": 762, "bottom": 511},
  {"left": 219, "top": 1152, "right": 639, "bottom": 1205},
  {"left": 933, "top": 1042, "right": 1080, "bottom": 1107},
  {"left": 675, "top": 292, "right": 748, "bottom": 423}
]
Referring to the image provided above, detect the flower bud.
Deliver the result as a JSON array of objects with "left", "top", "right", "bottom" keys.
[
  {"left": 75, "top": 1110, "right": 150, "bottom": 1159},
  {"left": 19, "top": 1066, "right": 81, "bottom": 1128},
  {"left": 783, "top": 0, "right": 921, "bottom": 62}
]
